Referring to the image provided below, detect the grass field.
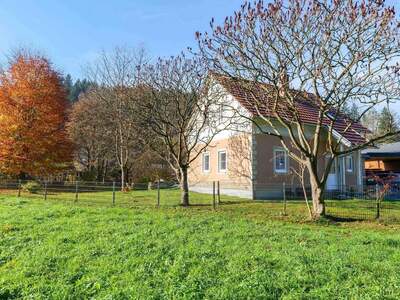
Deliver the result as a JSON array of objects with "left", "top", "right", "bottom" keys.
[
  {"left": 5, "top": 186, "right": 400, "bottom": 223},
  {"left": 1, "top": 191, "right": 400, "bottom": 299}
]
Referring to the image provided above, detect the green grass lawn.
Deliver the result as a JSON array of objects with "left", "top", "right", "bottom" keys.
[
  {"left": 1, "top": 191, "right": 400, "bottom": 299},
  {"left": 7, "top": 186, "right": 400, "bottom": 223}
]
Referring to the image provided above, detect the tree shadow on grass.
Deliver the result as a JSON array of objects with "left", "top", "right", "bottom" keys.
[
  {"left": 325, "top": 214, "right": 369, "bottom": 223},
  {"left": 218, "top": 200, "right": 252, "bottom": 205},
  {"left": 183, "top": 203, "right": 212, "bottom": 207}
]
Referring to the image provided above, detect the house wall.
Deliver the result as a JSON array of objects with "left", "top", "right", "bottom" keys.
[
  {"left": 189, "top": 81, "right": 362, "bottom": 199},
  {"left": 188, "top": 133, "right": 253, "bottom": 198},
  {"left": 188, "top": 81, "right": 253, "bottom": 198},
  {"left": 252, "top": 132, "right": 361, "bottom": 199},
  {"left": 189, "top": 125, "right": 362, "bottom": 200}
]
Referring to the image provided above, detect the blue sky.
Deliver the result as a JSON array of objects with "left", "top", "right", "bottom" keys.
[
  {"left": 0, "top": 0, "right": 399, "bottom": 80},
  {"left": 0, "top": 0, "right": 244, "bottom": 79}
]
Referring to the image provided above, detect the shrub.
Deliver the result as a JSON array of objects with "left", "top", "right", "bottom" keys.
[{"left": 21, "top": 181, "right": 42, "bottom": 194}]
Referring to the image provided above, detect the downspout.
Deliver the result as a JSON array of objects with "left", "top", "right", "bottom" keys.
[
  {"left": 251, "top": 123, "right": 257, "bottom": 200},
  {"left": 357, "top": 150, "right": 363, "bottom": 191},
  {"left": 340, "top": 144, "right": 346, "bottom": 190}
]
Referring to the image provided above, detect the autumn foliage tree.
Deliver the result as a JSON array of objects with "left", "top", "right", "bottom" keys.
[{"left": 0, "top": 53, "right": 73, "bottom": 177}]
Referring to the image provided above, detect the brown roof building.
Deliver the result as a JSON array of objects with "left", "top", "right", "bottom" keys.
[{"left": 189, "top": 74, "right": 368, "bottom": 199}]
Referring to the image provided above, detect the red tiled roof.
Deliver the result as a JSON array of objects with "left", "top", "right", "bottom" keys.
[{"left": 213, "top": 73, "right": 368, "bottom": 145}]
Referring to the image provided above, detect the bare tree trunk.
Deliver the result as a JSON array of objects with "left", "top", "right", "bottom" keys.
[
  {"left": 121, "top": 165, "right": 125, "bottom": 191},
  {"left": 102, "top": 160, "right": 108, "bottom": 183},
  {"left": 309, "top": 176, "right": 325, "bottom": 219},
  {"left": 119, "top": 130, "right": 127, "bottom": 191},
  {"left": 300, "top": 169, "right": 312, "bottom": 219},
  {"left": 180, "top": 166, "right": 189, "bottom": 206},
  {"left": 305, "top": 159, "right": 326, "bottom": 219},
  {"left": 96, "top": 158, "right": 102, "bottom": 182}
]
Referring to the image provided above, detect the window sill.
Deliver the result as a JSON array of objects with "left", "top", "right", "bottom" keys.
[{"left": 274, "top": 170, "right": 288, "bottom": 174}]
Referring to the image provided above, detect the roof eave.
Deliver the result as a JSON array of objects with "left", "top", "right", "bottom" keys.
[{"left": 331, "top": 128, "right": 352, "bottom": 147}]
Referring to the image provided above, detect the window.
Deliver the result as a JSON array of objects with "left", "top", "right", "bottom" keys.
[
  {"left": 218, "top": 150, "right": 227, "bottom": 172},
  {"left": 202, "top": 152, "right": 210, "bottom": 172},
  {"left": 346, "top": 155, "right": 353, "bottom": 173},
  {"left": 274, "top": 148, "right": 287, "bottom": 173}
]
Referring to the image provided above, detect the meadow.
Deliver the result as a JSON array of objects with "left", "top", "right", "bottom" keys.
[{"left": 1, "top": 190, "right": 400, "bottom": 299}]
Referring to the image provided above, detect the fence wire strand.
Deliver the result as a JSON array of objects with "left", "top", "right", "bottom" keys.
[{"left": 1, "top": 180, "right": 400, "bottom": 222}]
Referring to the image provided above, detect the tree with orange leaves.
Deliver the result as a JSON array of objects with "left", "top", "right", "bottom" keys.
[{"left": 0, "top": 52, "right": 73, "bottom": 178}]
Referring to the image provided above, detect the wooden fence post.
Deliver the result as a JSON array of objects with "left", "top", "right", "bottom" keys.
[
  {"left": 217, "top": 181, "right": 221, "bottom": 204},
  {"left": 17, "top": 179, "right": 22, "bottom": 197},
  {"left": 112, "top": 182, "right": 116, "bottom": 206},
  {"left": 157, "top": 179, "right": 160, "bottom": 207},
  {"left": 212, "top": 181, "right": 216, "bottom": 210},
  {"left": 44, "top": 181, "right": 48, "bottom": 201},
  {"left": 283, "top": 182, "right": 287, "bottom": 216},
  {"left": 75, "top": 181, "right": 79, "bottom": 202},
  {"left": 375, "top": 183, "right": 380, "bottom": 219}
]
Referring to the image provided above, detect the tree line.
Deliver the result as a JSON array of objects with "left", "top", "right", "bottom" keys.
[
  {"left": 362, "top": 107, "right": 400, "bottom": 143},
  {"left": 1, "top": 0, "right": 400, "bottom": 218}
]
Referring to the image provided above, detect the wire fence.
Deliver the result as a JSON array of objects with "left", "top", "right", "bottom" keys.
[
  {"left": 251, "top": 182, "right": 400, "bottom": 222},
  {"left": 0, "top": 180, "right": 227, "bottom": 209},
  {"left": 190, "top": 180, "right": 400, "bottom": 222},
  {"left": 1, "top": 179, "right": 400, "bottom": 222}
]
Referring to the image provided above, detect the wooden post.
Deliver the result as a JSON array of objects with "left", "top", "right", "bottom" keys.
[
  {"left": 75, "top": 181, "right": 79, "bottom": 202},
  {"left": 212, "top": 181, "right": 216, "bottom": 210},
  {"left": 44, "top": 181, "right": 48, "bottom": 201},
  {"left": 375, "top": 183, "right": 380, "bottom": 219},
  {"left": 217, "top": 181, "right": 221, "bottom": 204},
  {"left": 17, "top": 179, "right": 22, "bottom": 197},
  {"left": 283, "top": 182, "right": 287, "bottom": 216},
  {"left": 157, "top": 179, "right": 160, "bottom": 207},
  {"left": 112, "top": 182, "right": 116, "bottom": 206}
]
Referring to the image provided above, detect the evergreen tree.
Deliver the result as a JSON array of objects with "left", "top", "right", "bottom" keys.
[
  {"left": 377, "top": 107, "right": 400, "bottom": 143},
  {"left": 63, "top": 74, "right": 73, "bottom": 95},
  {"left": 62, "top": 74, "right": 95, "bottom": 102},
  {"left": 362, "top": 108, "right": 379, "bottom": 134},
  {"left": 348, "top": 102, "right": 360, "bottom": 121}
]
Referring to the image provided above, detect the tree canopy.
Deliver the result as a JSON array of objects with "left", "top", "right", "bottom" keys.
[
  {"left": 197, "top": 0, "right": 400, "bottom": 218},
  {"left": 0, "top": 53, "right": 73, "bottom": 177},
  {"left": 62, "top": 74, "right": 95, "bottom": 103}
]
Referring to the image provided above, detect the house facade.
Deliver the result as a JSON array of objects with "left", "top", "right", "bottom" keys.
[{"left": 188, "top": 74, "right": 367, "bottom": 199}]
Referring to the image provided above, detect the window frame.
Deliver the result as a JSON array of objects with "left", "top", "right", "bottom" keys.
[
  {"left": 345, "top": 155, "right": 354, "bottom": 173},
  {"left": 218, "top": 150, "right": 228, "bottom": 173},
  {"left": 274, "top": 148, "right": 288, "bottom": 174},
  {"left": 202, "top": 151, "right": 210, "bottom": 173}
]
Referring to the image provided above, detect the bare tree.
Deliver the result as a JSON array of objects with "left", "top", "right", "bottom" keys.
[
  {"left": 67, "top": 91, "right": 114, "bottom": 182},
  {"left": 138, "top": 55, "right": 232, "bottom": 206},
  {"left": 197, "top": 0, "right": 400, "bottom": 218},
  {"left": 290, "top": 154, "right": 312, "bottom": 218},
  {"left": 85, "top": 47, "right": 148, "bottom": 189}
]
